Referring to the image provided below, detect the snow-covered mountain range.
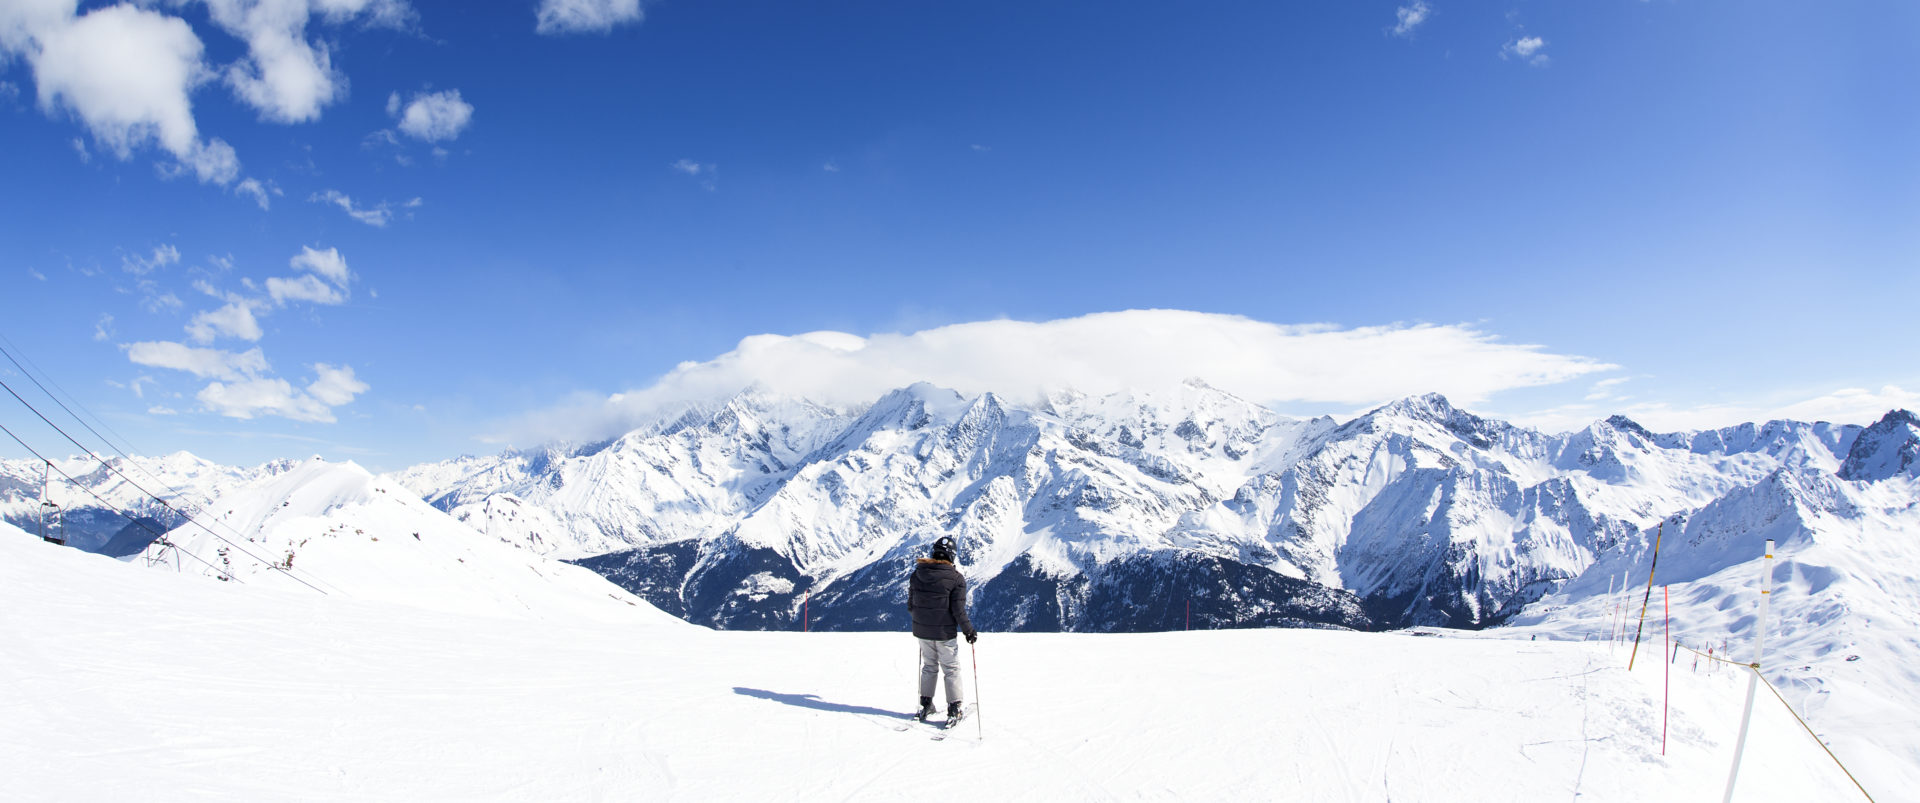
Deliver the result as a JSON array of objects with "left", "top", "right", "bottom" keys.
[
  {"left": 14, "top": 384, "right": 1915, "bottom": 640},
  {"left": 0, "top": 451, "right": 293, "bottom": 556},
  {"left": 378, "top": 383, "right": 1917, "bottom": 637}
]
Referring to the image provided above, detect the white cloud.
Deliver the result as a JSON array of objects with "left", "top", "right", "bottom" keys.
[
  {"left": 671, "top": 159, "right": 717, "bottom": 190},
  {"left": 201, "top": 0, "right": 411, "bottom": 124},
  {"left": 28, "top": 267, "right": 47, "bottom": 281},
  {"left": 195, "top": 363, "right": 368, "bottom": 423},
  {"left": 234, "top": 177, "right": 278, "bottom": 209},
  {"left": 12, "top": 3, "right": 242, "bottom": 185},
  {"left": 306, "top": 363, "right": 368, "bottom": 405},
  {"left": 122, "top": 244, "right": 180, "bottom": 276},
  {"left": 493, "top": 310, "right": 1616, "bottom": 445},
  {"left": 1584, "top": 376, "right": 1631, "bottom": 401},
  {"left": 1391, "top": 2, "right": 1431, "bottom": 37},
  {"left": 266, "top": 274, "right": 344, "bottom": 305},
  {"left": 147, "top": 405, "right": 178, "bottom": 415},
  {"left": 123, "top": 243, "right": 368, "bottom": 423},
  {"left": 310, "top": 189, "right": 391, "bottom": 226},
  {"left": 124, "top": 341, "right": 270, "bottom": 381},
  {"left": 1502, "top": 36, "right": 1549, "bottom": 67},
  {"left": 536, "top": 0, "right": 642, "bottom": 35},
  {"left": 310, "top": 0, "right": 413, "bottom": 29},
  {"left": 394, "top": 88, "right": 473, "bottom": 142},
  {"left": 822, "top": 161, "right": 840, "bottom": 173},
  {"left": 185, "top": 301, "right": 263, "bottom": 343},
  {"left": 362, "top": 127, "right": 413, "bottom": 164},
  {"left": 289, "top": 245, "right": 351, "bottom": 286},
  {"left": 142, "top": 291, "right": 184, "bottom": 314},
  {"left": 1772, "top": 386, "right": 1920, "bottom": 426},
  {"left": 197, "top": 377, "right": 330, "bottom": 422},
  {"left": 93, "top": 313, "right": 114, "bottom": 342},
  {"left": 207, "top": 1, "right": 340, "bottom": 123},
  {"left": 1511, "top": 384, "right": 1920, "bottom": 435},
  {"left": 164, "top": 137, "right": 242, "bottom": 184}
]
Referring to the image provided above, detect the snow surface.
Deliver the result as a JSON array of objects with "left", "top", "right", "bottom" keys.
[{"left": 1, "top": 523, "right": 1875, "bottom": 801}]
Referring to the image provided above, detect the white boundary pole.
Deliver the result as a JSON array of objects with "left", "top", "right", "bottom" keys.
[{"left": 1722, "top": 538, "right": 1776, "bottom": 803}]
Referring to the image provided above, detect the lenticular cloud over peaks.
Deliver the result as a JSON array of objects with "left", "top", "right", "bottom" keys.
[{"left": 498, "top": 310, "right": 1615, "bottom": 446}]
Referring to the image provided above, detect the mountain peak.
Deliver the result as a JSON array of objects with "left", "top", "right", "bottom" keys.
[
  {"left": 1602, "top": 414, "right": 1658, "bottom": 443},
  {"left": 1375, "top": 392, "right": 1458, "bottom": 419},
  {"left": 1837, "top": 409, "right": 1920, "bottom": 482},
  {"left": 1365, "top": 393, "right": 1474, "bottom": 431}
]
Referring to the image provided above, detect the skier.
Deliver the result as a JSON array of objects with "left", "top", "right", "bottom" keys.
[{"left": 908, "top": 535, "right": 977, "bottom": 725}]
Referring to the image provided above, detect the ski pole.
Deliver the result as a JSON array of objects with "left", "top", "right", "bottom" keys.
[{"left": 970, "top": 640, "right": 983, "bottom": 741}]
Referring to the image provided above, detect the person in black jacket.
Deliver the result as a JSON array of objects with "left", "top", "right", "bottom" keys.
[{"left": 908, "top": 535, "right": 977, "bottom": 723}]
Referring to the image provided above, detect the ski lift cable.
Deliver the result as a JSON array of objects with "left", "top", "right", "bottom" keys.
[
  {"left": 0, "top": 343, "right": 343, "bottom": 593},
  {"left": 0, "top": 420, "right": 243, "bottom": 584},
  {"left": 0, "top": 341, "right": 187, "bottom": 505},
  {"left": 0, "top": 376, "right": 330, "bottom": 595},
  {"left": 0, "top": 338, "right": 146, "bottom": 469}
]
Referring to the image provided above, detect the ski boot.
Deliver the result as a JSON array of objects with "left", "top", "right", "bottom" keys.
[
  {"left": 914, "top": 696, "right": 935, "bottom": 722},
  {"left": 945, "top": 700, "right": 965, "bottom": 727}
]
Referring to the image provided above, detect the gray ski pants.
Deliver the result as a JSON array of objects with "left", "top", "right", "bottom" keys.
[{"left": 917, "top": 637, "right": 963, "bottom": 704}]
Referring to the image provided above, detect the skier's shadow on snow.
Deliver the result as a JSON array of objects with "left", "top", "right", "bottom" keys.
[{"left": 733, "top": 687, "right": 901, "bottom": 719}]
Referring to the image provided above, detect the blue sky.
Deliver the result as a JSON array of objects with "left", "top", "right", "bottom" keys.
[{"left": 1, "top": 0, "right": 1915, "bottom": 472}]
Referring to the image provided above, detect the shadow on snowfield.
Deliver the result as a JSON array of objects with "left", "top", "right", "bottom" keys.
[{"left": 733, "top": 687, "right": 903, "bottom": 719}]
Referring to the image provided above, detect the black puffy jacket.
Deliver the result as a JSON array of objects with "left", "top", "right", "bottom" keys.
[{"left": 907, "top": 559, "right": 975, "bottom": 641}]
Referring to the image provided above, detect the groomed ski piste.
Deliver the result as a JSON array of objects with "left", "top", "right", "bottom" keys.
[{"left": 2, "top": 518, "right": 1886, "bottom": 802}]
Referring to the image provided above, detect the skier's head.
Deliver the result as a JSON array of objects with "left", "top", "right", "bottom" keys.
[{"left": 929, "top": 536, "right": 957, "bottom": 562}]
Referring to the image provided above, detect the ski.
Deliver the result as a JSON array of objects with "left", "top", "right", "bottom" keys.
[{"left": 929, "top": 703, "right": 972, "bottom": 740}]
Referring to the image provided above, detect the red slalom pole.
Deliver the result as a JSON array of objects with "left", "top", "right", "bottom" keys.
[{"left": 1662, "top": 585, "right": 1671, "bottom": 755}]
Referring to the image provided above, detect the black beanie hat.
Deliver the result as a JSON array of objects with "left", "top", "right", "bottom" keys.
[{"left": 930, "top": 536, "right": 957, "bottom": 562}]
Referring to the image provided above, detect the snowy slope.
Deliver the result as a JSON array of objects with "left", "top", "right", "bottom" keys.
[
  {"left": 1507, "top": 467, "right": 1920, "bottom": 795},
  {"left": 138, "top": 457, "right": 678, "bottom": 623},
  {"left": 0, "top": 522, "right": 1874, "bottom": 802}
]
